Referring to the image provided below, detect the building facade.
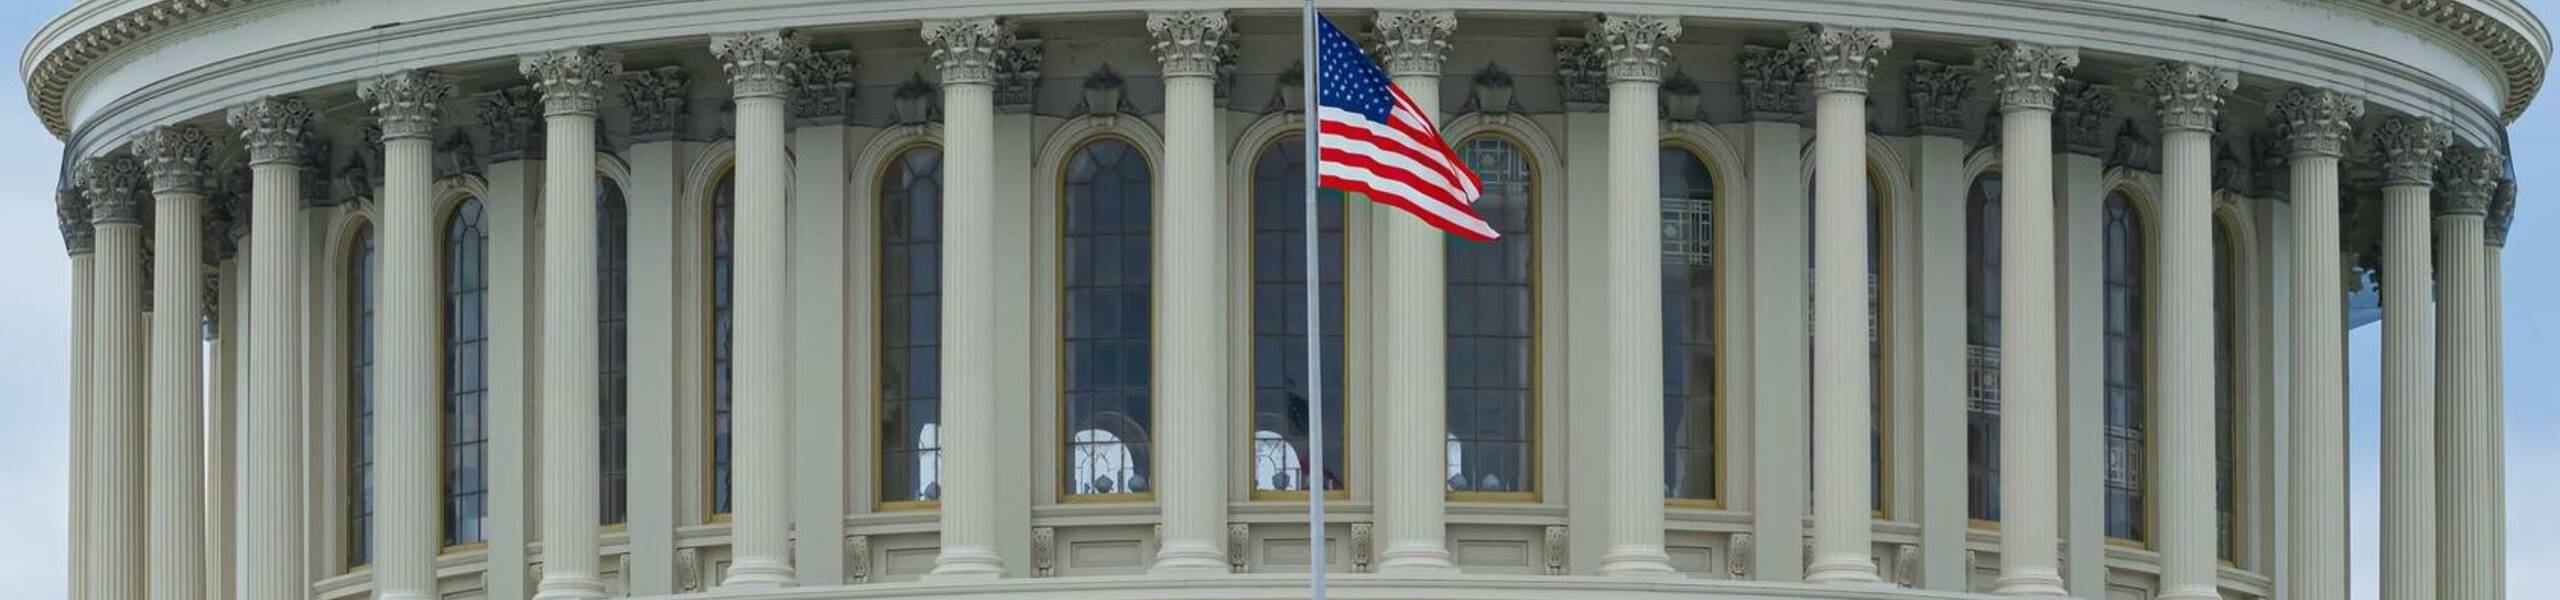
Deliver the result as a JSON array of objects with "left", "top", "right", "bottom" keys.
[{"left": 25, "top": 1, "right": 2542, "bottom": 599}]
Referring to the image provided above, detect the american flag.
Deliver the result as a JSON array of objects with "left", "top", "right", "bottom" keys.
[{"left": 1314, "top": 17, "right": 1498, "bottom": 241}]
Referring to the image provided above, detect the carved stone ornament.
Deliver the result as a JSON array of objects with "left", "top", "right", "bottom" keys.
[
  {"left": 1470, "top": 63, "right": 1515, "bottom": 114},
  {"left": 226, "top": 96, "right": 315, "bottom": 167},
  {"left": 923, "top": 18, "right": 1012, "bottom": 86},
  {"left": 1789, "top": 25, "right": 1892, "bottom": 95},
  {"left": 994, "top": 36, "right": 1045, "bottom": 108},
  {"left": 79, "top": 155, "right": 148, "bottom": 225},
  {"left": 1593, "top": 14, "right": 1681, "bottom": 84},
  {"left": 479, "top": 86, "right": 544, "bottom": 160},
  {"left": 616, "top": 554, "right": 633, "bottom": 592},
  {"left": 623, "top": 67, "right": 693, "bottom": 140},
  {"left": 1662, "top": 71, "right": 1704, "bottom": 121},
  {"left": 1904, "top": 60, "right": 1973, "bottom": 136},
  {"left": 1227, "top": 523, "right": 1251, "bottom": 573},
  {"left": 2251, "top": 136, "right": 2290, "bottom": 198},
  {"left": 894, "top": 73, "right": 939, "bottom": 125},
  {"left": 2271, "top": 87, "right": 2365, "bottom": 159},
  {"left": 221, "top": 171, "right": 252, "bottom": 245},
  {"left": 673, "top": 547, "right": 702, "bottom": 592},
  {"left": 1348, "top": 522, "right": 1375, "bottom": 573},
  {"left": 1542, "top": 526, "right": 1568, "bottom": 575},
  {"left": 1737, "top": 45, "right": 1806, "bottom": 119},
  {"left": 1893, "top": 544, "right": 1920, "bottom": 588},
  {"left": 2213, "top": 141, "right": 2248, "bottom": 192},
  {"left": 2434, "top": 145, "right": 2499, "bottom": 216},
  {"left": 1372, "top": 10, "right": 1456, "bottom": 77},
  {"left": 132, "top": 125, "right": 213, "bottom": 195},
  {"left": 2488, "top": 179, "right": 2516, "bottom": 247},
  {"left": 1726, "top": 533, "right": 1754, "bottom": 579},
  {"left": 711, "top": 30, "right": 810, "bottom": 100},
  {"left": 1556, "top": 37, "right": 1606, "bottom": 106},
  {"left": 521, "top": 46, "right": 623, "bottom": 117},
  {"left": 1975, "top": 41, "right": 2078, "bottom": 111},
  {"left": 57, "top": 186, "right": 92, "bottom": 254},
  {"left": 1031, "top": 526, "right": 1057, "bottom": 577},
  {"left": 1080, "top": 65, "right": 1127, "bottom": 117},
  {"left": 1148, "top": 11, "right": 1234, "bottom": 79},
  {"left": 436, "top": 130, "right": 480, "bottom": 179},
  {"left": 2108, "top": 119, "right": 2153, "bottom": 170},
  {"left": 2367, "top": 116, "right": 2449, "bottom": 187},
  {"left": 2142, "top": 62, "right": 2236, "bottom": 133},
  {"left": 202, "top": 193, "right": 234, "bottom": 261},
  {"left": 334, "top": 126, "right": 385, "bottom": 203},
  {"left": 845, "top": 535, "right": 871, "bottom": 583},
  {"left": 2054, "top": 79, "right": 2112, "bottom": 155},
  {"left": 527, "top": 559, "right": 545, "bottom": 589},
  {"left": 794, "top": 49, "right": 858, "bottom": 122},
  {"left": 1272, "top": 60, "right": 1305, "bottom": 112},
  {"left": 356, "top": 70, "right": 456, "bottom": 141}
]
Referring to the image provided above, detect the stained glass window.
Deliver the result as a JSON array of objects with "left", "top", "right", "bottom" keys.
[
  {"left": 443, "top": 198, "right": 490, "bottom": 547},
  {"left": 1447, "top": 136, "right": 1536, "bottom": 496},
  {"left": 880, "top": 147, "right": 945, "bottom": 505},
  {"left": 1061, "top": 138, "right": 1154, "bottom": 497},
  {"left": 1250, "top": 136, "right": 1346, "bottom": 494}
]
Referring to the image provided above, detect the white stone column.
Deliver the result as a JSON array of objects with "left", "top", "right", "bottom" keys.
[
  {"left": 919, "top": 19, "right": 1008, "bottom": 579},
  {"left": 710, "top": 30, "right": 808, "bottom": 589},
  {"left": 1592, "top": 13, "right": 1681, "bottom": 578},
  {"left": 2487, "top": 184, "right": 2512, "bottom": 600},
  {"left": 2368, "top": 116, "right": 2445, "bottom": 600},
  {"left": 1977, "top": 41, "right": 2076, "bottom": 597},
  {"left": 358, "top": 71, "right": 455, "bottom": 600},
  {"left": 523, "top": 46, "right": 621, "bottom": 600},
  {"left": 137, "top": 125, "right": 214, "bottom": 600},
  {"left": 1371, "top": 9, "right": 1460, "bottom": 575},
  {"left": 1790, "top": 24, "right": 1891, "bottom": 585},
  {"left": 2432, "top": 146, "right": 2498, "bottom": 600},
  {"left": 223, "top": 97, "right": 312, "bottom": 600},
  {"left": 207, "top": 223, "right": 242, "bottom": 600},
  {"left": 58, "top": 185, "right": 95, "bottom": 600},
  {"left": 79, "top": 154, "right": 147, "bottom": 600},
  {"left": 1144, "top": 10, "right": 1236, "bottom": 576},
  {"left": 2270, "top": 87, "right": 2360, "bottom": 600},
  {"left": 2141, "top": 62, "right": 2235, "bottom": 600}
]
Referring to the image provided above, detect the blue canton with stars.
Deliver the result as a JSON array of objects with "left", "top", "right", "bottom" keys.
[{"left": 1317, "top": 17, "right": 1395, "bottom": 123}]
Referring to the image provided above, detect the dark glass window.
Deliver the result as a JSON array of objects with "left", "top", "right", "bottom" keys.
[
  {"left": 710, "top": 171, "right": 736, "bottom": 515},
  {"left": 599, "top": 178, "right": 630, "bottom": 525},
  {"left": 1660, "top": 146, "right": 1717, "bottom": 501},
  {"left": 2103, "top": 192, "right": 2149, "bottom": 542},
  {"left": 880, "top": 146, "right": 945, "bottom": 504},
  {"left": 1061, "top": 138, "right": 1154, "bottom": 497},
  {"left": 1250, "top": 136, "right": 1347, "bottom": 494},
  {"left": 2214, "top": 218, "right": 2238, "bottom": 561},
  {"left": 347, "top": 225, "right": 377, "bottom": 565},
  {"left": 1966, "top": 172, "right": 2002, "bottom": 522},
  {"left": 444, "top": 198, "right": 490, "bottom": 547},
  {"left": 1447, "top": 136, "right": 1536, "bottom": 496}
]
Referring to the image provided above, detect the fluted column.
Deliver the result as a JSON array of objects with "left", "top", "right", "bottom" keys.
[
  {"left": 2141, "top": 62, "right": 2235, "bottom": 600},
  {"left": 358, "top": 71, "right": 455, "bottom": 600},
  {"left": 224, "top": 97, "right": 312, "bottom": 600},
  {"left": 205, "top": 209, "right": 242, "bottom": 600},
  {"left": 59, "top": 185, "right": 95, "bottom": 600},
  {"left": 2368, "top": 116, "right": 2445, "bottom": 600},
  {"left": 524, "top": 46, "right": 621, "bottom": 600},
  {"left": 80, "top": 155, "right": 146, "bottom": 600},
  {"left": 1790, "top": 24, "right": 1891, "bottom": 585},
  {"left": 709, "top": 30, "right": 807, "bottom": 589},
  {"left": 136, "top": 125, "right": 213, "bottom": 600},
  {"left": 1592, "top": 13, "right": 1681, "bottom": 578},
  {"left": 919, "top": 19, "right": 1007, "bottom": 579},
  {"left": 2432, "top": 146, "right": 2497, "bottom": 600},
  {"left": 1977, "top": 41, "right": 2077, "bottom": 597},
  {"left": 1371, "top": 9, "right": 1459, "bottom": 575},
  {"left": 1144, "top": 10, "right": 1235, "bottom": 576},
  {"left": 2270, "top": 87, "right": 2361, "bottom": 600},
  {"left": 2486, "top": 184, "right": 2513, "bottom": 600}
]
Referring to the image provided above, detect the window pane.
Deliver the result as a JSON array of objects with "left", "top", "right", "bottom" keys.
[
  {"left": 880, "top": 147, "right": 946, "bottom": 504},
  {"left": 710, "top": 171, "right": 736, "bottom": 515},
  {"left": 1660, "top": 146, "right": 1717, "bottom": 501},
  {"left": 348, "top": 226, "right": 377, "bottom": 565},
  {"left": 1447, "top": 136, "right": 1534, "bottom": 495},
  {"left": 1062, "top": 138, "right": 1154, "bottom": 497},
  {"left": 2214, "top": 219, "right": 2237, "bottom": 560},
  {"left": 1250, "top": 136, "right": 1347, "bottom": 494},
  {"left": 2102, "top": 192, "right": 2148, "bottom": 542},
  {"left": 444, "top": 198, "right": 490, "bottom": 547},
  {"left": 1966, "top": 172, "right": 2002, "bottom": 522},
  {"left": 598, "top": 178, "right": 630, "bottom": 525}
]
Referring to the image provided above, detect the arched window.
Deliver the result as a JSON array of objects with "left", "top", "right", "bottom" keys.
[
  {"left": 1965, "top": 171, "right": 2001, "bottom": 523},
  {"left": 346, "top": 224, "right": 377, "bottom": 566},
  {"left": 1661, "top": 145, "right": 1718, "bottom": 503},
  {"left": 599, "top": 177, "right": 630, "bottom": 526},
  {"left": 1803, "top": 168, "right": 1891, "bottom": 513},
  {"left": 443, "top": 198, "right": 490, "bottom": 547},
  {"left": 2213, "top": 216, "right": 2239, "bottom": 561},
  {"left": 1250, "top": 135, "right": 1346, "bottom": 496},
  {"left": 1448, "top": 135, "right": 1536, "bottom": 498},
  {"left": 708, "top": 169, "right": 736, "bottom": 516},
  {"left": 879, "top": 145, "right": 945, "bottom": 506},
  {"left": 1060, "top": 137, "right": 1154, "bottom": 498},
  {"left": 2102, "top": 191, "right": 2149, "bottom": 543}
]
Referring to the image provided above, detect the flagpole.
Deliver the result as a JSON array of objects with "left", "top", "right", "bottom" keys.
[{"left": 1300, "top": 2, "right": 1327, "bottom": 599}]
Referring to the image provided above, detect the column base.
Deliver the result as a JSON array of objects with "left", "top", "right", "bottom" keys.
[
  {"left": 1377, "top": 542, "right": 1458, "bottom": 575},
  {"left": 1598, "top": 546, "right": 1679, "bottom": 577},
  {"left": 927, "top": 546, "right": 1006, "bottom": 580},
  {"left": 2154, "top": 586, "right": 2220, "bottom": 600},
  {"left": 1991, "top": 569, "right": 2067, "bottom": 597},
  {"left": 532, "top": 575, "right": 609, "bottom": 600},
  {"left": 1148, "top": 541, "right": 1230, "bottom": 575},
  {"left": 1804, "top": 554, "right": 1886, "bottom": 585},
  {"left": 721, "top": 558, "right": 798, "bottom": 590}
]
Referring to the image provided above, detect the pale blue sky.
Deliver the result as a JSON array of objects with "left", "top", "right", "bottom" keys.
[{"left": 0, "top": 2, "right": 2549, "bottom": 598}]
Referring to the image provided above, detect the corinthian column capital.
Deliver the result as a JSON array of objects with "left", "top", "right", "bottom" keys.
[
  {"left": 2487, "top": 180, "right": 2515, "bottom": 247},
  {"left": 2142, "top": 62, "right": 2235, "bottom": 133},
  {"left": 1789, "top": 24, "right": 1892, "bottom": 95},
  {"left": 1147, "top": 11, "right": 1234, "bottom": 79},
  {"left": 520, "top": 47, "right": 624, "bottom": 117},
  {"left": 225, "top": 97, "right": 315, "bottom": 166},
  {"left": 712, "top": 30, "right": 809, "bottom": 100},
  {"left": 1373, "top": 10, "right": 1456, "bottom": 77},
  {"left": 58, "top": 186, "right": 93, "bottom": 254},
  {"left": 2434, "top": 146, "right": 2499, "bottom": 216},
  {"left": 2271, "top": 88, "right": 2365, "bottom": 159},
  {"left": 1588, "top": 14, "right": 1682, "bottom": 84},
  {"left": 78, "top": 155, "right": 147, "bottom": 225},
  {"left": 356, "top": 70, "right": 455, "bottom": 141},
  {"left": 2368, "top": 116, "right": 2448, "bottom": 186},
  {"left": 923, "top": 18, "right": 1012, "bottom": 86},
  {"left": 132, "top": 125, "right": 213, "bottom": 195},
  {"left": 1974, "top": 41, "right": 2078, "bottom": 111}
]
